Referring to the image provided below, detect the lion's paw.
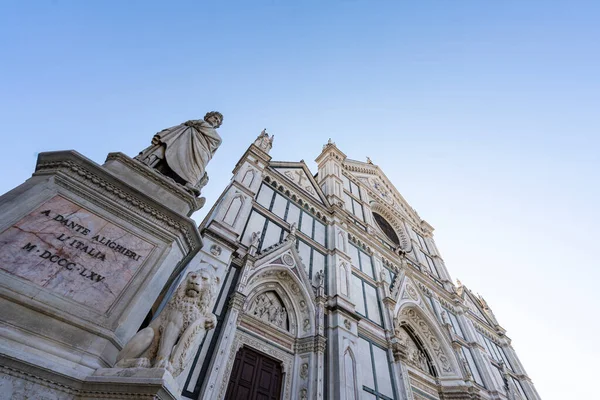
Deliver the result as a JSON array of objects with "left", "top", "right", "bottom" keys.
[
  {"left": 154, "top": 358, "right": 172, "bottom": 369},
  {"left": 134, "top": 358, "right": 152, "bottom": 368},
  {"left": 115, "top": 357, "right": 151, "bottom": 369}
]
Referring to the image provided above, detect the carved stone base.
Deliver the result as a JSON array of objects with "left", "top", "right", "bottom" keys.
[
  {"left": 0, "top": 358, "right": 181, "bottom": 400},
  {"left": 0, "top": 150, "right": 202, "bottom": 386},
  {"left": 83, "top": 367, "right": 181, "bottom": 400},
  {"left": 104, "top": 152, "right": 204, "bottom": 216}
]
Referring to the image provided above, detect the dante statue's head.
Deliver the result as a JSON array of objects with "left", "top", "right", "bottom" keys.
[{"left": 204, "top": 111, "right": 223, "bottom": 128}]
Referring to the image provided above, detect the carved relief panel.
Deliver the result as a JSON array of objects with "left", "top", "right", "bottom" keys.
[
  {"left": 396, "top": 327, "right": 431, "bottom": 374},
  {"left": 248, "top": 291, "right": 289, "bottom": 331},
  {"left": 398, "top": 308, "right": 456, "bottom": 376}
]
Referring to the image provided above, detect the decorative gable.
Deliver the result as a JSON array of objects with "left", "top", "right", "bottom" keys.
[
  {"left": 393, "top": 275, "right": 439, "bottom": 323},
  {"left": 237, "top": 236, "right": 319, "bottom": 339},
  {"left": 343, "top": 160, "right": 424, "bottom": 229},
  {"left": 463, "top": 290, "right": 494, "bottom": 326},
  {"left": 252, "top": 236, "right": 316, "bottom": 298},
  {"left": 272, "top": 165, "right": 324, "bottom": 204},
  {"left": 399, "top": 277, "right": 423, "bottom": 304}
]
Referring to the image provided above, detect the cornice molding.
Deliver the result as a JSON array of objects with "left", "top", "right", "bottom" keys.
[{"left": 35, "top": 157, "right": 200, "bottom": 252}]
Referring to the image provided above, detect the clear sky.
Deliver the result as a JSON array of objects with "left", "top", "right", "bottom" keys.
[{"left": 1, "top": 1, "right": 599, "bottom": 398}]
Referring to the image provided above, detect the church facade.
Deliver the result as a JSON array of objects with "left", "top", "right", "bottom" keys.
[{"left": 170, "top": 132, "right": 541, "bottom": 400}]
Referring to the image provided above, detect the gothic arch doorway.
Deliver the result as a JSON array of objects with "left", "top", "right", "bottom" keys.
[{"left": 224, "top": 346, "right": 284, "bottom": 400}]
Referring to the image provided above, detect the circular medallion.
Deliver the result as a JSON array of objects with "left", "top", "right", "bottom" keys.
[
  {"left": 282, "top": 253, "right": 294, "bottom": 266},
  {"left": 344, "top": 319, "right": 351, "bottom": 330}
]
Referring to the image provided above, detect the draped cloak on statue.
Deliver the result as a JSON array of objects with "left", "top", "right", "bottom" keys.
[{"left": 151, "top": 119, "right": 222, "bottom": 187}]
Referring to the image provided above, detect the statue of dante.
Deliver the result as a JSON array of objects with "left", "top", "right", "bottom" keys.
[{"left": 135, "top": 111, "right": 223, "bottom": 194}]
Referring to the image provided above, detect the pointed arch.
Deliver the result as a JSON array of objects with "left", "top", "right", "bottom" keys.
[
  {"left": 205, "top": 242, "right": 317, "bottom": 400},
  {"left": 337, "top": 229, "right": 347, "bottom": 252},
  {"left": 398, "top": 324, "right": 437, "bottom": 376},
  {"left": 242, "top": 168, "right": 256, "bottom": 187},
  {"left": 243, "top": 265, "right": 316, "bottom": 338},
  {"left": 395, "top": 304, "right": 461, "bottom": 378},
  {"left": 223, "top": 194, "right": 244, "bottom": 227},
  {"left": 343, "top": 347, "right": 358, "bottom": 400}
]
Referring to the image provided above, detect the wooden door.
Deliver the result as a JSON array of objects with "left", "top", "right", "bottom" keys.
[{"left": 224, "top": 346, "right": 283, "bottom": 400}]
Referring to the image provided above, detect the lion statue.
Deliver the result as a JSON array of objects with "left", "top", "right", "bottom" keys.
[{"left": 115, "top": 265, "right": 220, "bottom": 377}]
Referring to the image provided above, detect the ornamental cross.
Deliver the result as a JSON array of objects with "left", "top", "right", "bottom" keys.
[{"left": 294, "top": 170, "right": 307, "bottom": 186}]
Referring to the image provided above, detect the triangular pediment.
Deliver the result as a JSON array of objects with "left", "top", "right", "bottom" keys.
[
  {"left": 271, "top": 162, "right": 328, "bottom": 205},
  {"left": 398, "top": 276, "right": 424, "bottom": 305},
  {"left": 462, "top": 288, "right": 495, "bottom": 327},
  {"left": 343, "top": 159, "right": 428, "bottom": 231}
]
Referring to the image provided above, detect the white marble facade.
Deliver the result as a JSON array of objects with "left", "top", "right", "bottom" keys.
[{"left": 164, "top": 134, "right": 541, "bottom": 400}]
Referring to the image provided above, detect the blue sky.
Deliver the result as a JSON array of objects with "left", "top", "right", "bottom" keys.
[{"left": 1, "top": 1, "right": 599, "bottom": 398}]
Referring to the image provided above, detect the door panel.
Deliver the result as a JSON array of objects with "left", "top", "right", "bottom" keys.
[{"left": 224, "top": 346, "right": 283, "bottom": 400}]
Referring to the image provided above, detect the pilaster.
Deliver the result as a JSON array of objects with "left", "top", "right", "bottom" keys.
[
  {"left": 197, "top": 291, "right": 246, "bottom": 400},
  {"left": 204, "top": 130, "right": 273, "bottom": 245},
  {"left": 325, "top": 305, "right": 361, "bottom": 400}
]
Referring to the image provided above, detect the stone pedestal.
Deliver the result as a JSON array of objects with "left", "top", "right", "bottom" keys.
[
  {"left": 82, "top": 368, "right": 181, "bottom": 400},
  {"left": 0, "top": 150, "right": 202, "bottom": 399}
]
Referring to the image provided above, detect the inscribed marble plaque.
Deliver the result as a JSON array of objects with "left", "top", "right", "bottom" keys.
[{"left": 0, "top": 195, "right": 156, "bottom": 313}]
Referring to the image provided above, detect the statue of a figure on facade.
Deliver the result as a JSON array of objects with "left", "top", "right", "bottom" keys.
[
  {"left": 135, "top": 112, "right": 223, "bottom": 195},
  {"left": 315, "top": 270, "right": 324, "bottom": 288},
  {"left": 285, "top": 223, "right": 298, "bottom": 242},
  {"left": 249, "top": 231, "right": 261, "bottom": 256},
  {"left": 393, "top": 316, "right": 402, "bottom": 338},
  {"left": 379, "top": 269, "right": 387, "bottom": 283},
  {"left": 461, "top": 356, "right": 473, "bottom": 381},
  {"left": 441, "top": 310, "right": 449, "bottom": 326}
]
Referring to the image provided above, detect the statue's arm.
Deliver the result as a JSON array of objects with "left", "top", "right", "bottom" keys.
[
  {"left": 153, "top": 127, "right": 175, "bottom": 143},
  {"left": 201, "top": 127, "right": 222, "bottom": 150}
]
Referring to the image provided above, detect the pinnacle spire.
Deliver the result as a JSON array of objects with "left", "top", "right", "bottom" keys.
[{"left": 254, "top": 128, "right": 274, "bottom": 154}]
